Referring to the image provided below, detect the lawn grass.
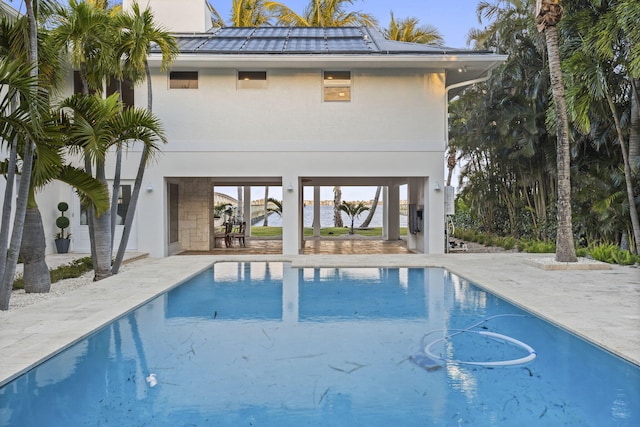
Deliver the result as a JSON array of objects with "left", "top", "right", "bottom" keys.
[{"left": 251, "top": 226, "right": 407, "bottom": 237}]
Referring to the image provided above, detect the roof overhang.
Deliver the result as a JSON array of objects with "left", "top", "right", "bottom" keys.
[{"left": 149, "top": 52, "right": 507, "bottom": 87}]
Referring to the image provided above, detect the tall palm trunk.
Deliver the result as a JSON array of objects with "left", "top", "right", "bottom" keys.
[
  {"left": 446, "top": 149, "right": 456, "bottom": 186},
  {"left": 20, "top": 208, "right": 51, "bottom": 293},
  {"left": 112, "top": 146, "right": 147, "bottom": 273},
  {"left": 263, "top": 186, "right": 269, "bottom": 226},
  {"left": 0, "top": 136, "right": 18, "bottom": 290},
  {"left": 630, "top": 78, "right": 640, "bottom": 166},
  {"left": 93, "top": 162, "right": 112, "bottom": 280},
  {"left": 0, "top": 138, "right": 36, "bottom": 308},
  {"left": 145, "top": 60, "right": 152, "bottom": 111},
  {"left": 0, "top": 0, "right": 38, "bottom": 310},
  {"left": 537, "top": 1, "right": 577, "bottom": 262},
  {"left": 110, "top": 80, "right": 124, "bottom": 249},
  {"left": 605, "top": 92, "right": 640, "bottom": 254},
  {"left": 333, "top": 186, "right": 343, "bottom": 227},
  {"left": 359, "top": 186, "right": 381, "bottom": 228}
]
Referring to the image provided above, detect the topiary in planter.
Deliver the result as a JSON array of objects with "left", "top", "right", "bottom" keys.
[{"left": 55, "top": 202, "right": 71, "bottom": 253}]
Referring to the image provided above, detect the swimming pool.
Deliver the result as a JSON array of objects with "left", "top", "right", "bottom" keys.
[{"left": 1, "top": 262, "right": 638, "bottom": 426}]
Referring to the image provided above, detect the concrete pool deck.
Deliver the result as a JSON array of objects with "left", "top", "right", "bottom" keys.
[{"left": 1, "top": 253, "right": 638, "bottom": 386}]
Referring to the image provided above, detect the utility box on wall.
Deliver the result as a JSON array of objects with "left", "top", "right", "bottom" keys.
[{"left": 408, "top": 204, "right": 423, "bottom": 235}]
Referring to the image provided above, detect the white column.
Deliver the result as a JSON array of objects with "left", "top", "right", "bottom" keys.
[
  {"left": 313, "top": 186, "right": 321, "bottom": 237},
  {"left": 282, "top": 177, "right": 299, "bottom": 254},
  {"left": 382, "top": 187, "right": 389, "bottom": 240},
  {"left": 243, "top": 186, "right": 251, "bottom": 236},
  {"left": 387, "top": 184, "right": 400, "bottom": 241}
]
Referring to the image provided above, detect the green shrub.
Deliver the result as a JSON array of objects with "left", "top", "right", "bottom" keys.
[
  {"left": 499, "top": 236, "right": 516, "bottom": 250},
  {"left": 521, "top": 239, "right": 556, "bottom": 253},
  {"left": 589, "top": 243, "right": 639, "bottom": 265},
  {"left": 13, "top": 257, "right": 93, "bottom": 290},
  {"left": 575, "top": 247, "right": 589, "bottom": 258}
]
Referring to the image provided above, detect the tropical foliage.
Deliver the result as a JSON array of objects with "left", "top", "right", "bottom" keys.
[
  {"left": 383, "top": 11, "right": 443, "bottom": 45},
  {"left": 339, "top": 201, "right": 369, "bottom": 234},
  {"left": 449, "top": 0, "right": 639, "bottom": 258}
]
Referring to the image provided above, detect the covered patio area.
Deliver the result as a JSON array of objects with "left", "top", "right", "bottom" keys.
[{"left": 180, "top": 236, "right": 413, "bottom": 255}]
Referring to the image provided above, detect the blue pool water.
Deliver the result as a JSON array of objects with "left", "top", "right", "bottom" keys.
[{"left": 1, "top": 263, "right": 639, "bottom": 426}]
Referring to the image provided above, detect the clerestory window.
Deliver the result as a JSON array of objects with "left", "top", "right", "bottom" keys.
[
  {"left": 237, "top": 71, "right": 267, "bottom": 89},
  {"left": 169, "top": 71, "right": 199, "bottom": 89},
  {"left": 323, "top": 71, "right": 351, "bottom": 102}
]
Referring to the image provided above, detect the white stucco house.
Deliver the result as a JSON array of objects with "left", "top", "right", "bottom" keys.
[{"left": 33, "top": 0, "right": 506, "bottom": 258}]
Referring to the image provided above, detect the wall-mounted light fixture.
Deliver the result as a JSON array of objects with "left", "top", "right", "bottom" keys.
[
  {"left": 434, "top": 181, "right": 441, "bottom": 192},
  {"left": 286, "top": 184, "right": 294, "bottom": 192},
  {"left": 457, "top": 66, "right": 468, "bottom": 73},
  {"left": 146, "top": 182, "right": 154, "bottom": 192}
]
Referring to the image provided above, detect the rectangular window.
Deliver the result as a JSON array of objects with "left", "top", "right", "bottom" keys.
[
  {"left": 323, "top": 71, "right": 351, "bottom": 102},
  {"left": 169, "top": 71, "right": 198, "bottom": 89},
  {"left": 74, "top": 72, "right": 135, "bottom": 108},
  {"left": 106, "top": 78, "right": 135, "bottom": 110},
  {"left": 237, "top": 71, "right": 267, "bottom": 89}
]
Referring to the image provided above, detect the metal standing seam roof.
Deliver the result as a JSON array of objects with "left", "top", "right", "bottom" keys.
[{"left": 152, "top": 26, "right": 489, "bottom": 56}]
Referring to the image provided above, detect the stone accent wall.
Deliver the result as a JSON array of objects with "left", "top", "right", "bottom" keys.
[{"left": 178, "top": 178, "right": 212, "bottom": 251}]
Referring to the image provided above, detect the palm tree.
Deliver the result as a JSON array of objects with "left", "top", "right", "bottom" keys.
[
  {"left": 60, "top": 93, "right": 166, "bottom": 280},
  {"left": 339, "top": 201, "right": 369, "bottom": 234},
  {"left": 0, "top": 0, "right": 46, "bottom": 310},
  {"left": 358, "top": 186, "right": 380, "bottom": 228},
  {"left": 0, "top": 58, "right": 42, "bottom": 310},
  {"left": 49, "top": 0, "right": 114, "bottom": 273},
  {"left": 116, "top": 2, "right": 178, "bottom": 112},
  {"left": 267, "top": 0, "right": 378, "bottom": 27},
  {"left": 110, "top": 3, "right": 177, "bottom": 273},
  {"left": 49, "top": 0, "right": 113, "bottom": 95},
  {"left": 333, "top": 186, "right": 343, "bottom": 227},
  {"left": 230, "top": 0, "right": 274, "bottom": 26},
  {"left": 561, "top": 0, "right": 640, "bottom": 253},
  {"left": 267, "top": 197, "right": 283, "bottom": 217},
  {"left": 383, "top": 11, "right": 443, "bottom": 45},
  {"left": 535, "top": 0, "right": 577, "bottom": 262},
  {"left": 262, "top": 186, "right": 270, "bottom": 226},
  {"left": 18, "top": 153, "right": 110, "bottom": 294}
]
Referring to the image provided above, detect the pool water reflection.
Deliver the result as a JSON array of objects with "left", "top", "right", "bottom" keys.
[{"left": 1, "top": 262, "right": 638, "bottom": 426}]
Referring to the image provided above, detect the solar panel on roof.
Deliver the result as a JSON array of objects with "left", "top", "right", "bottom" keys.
[
  {"left": 326, "top": 38, "right": 369, "bottom": 52},
  {"left": 326, "top": 27, "right": 362, "bottom": 37},
  {"left": 289, "top": 27, "right": 325, "bottom": 37},
  {"left": 203, "top": 37, "right": 246, "bottom": 51},
  {"left": 284, "top": 37, "right": 326, "bottom": 52},
  {"left": 254, "top": 27, "right": 290, "bottom": 38},
  {"left": 220, "top": 27, "right": 256, "bottom": 37},
  {"left": 178, "top": 38, "right": 206, "bottom": 51},
  {"left": 158, "top": 27, "right": 466, "bottom": 55},
  {"left": 243, "top": 38, "right": 286, "bottom": 52}
]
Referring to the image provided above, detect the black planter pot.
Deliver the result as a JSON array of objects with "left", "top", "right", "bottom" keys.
[{"left": 55, "top": 238, "right": 70, "bottom": 254}]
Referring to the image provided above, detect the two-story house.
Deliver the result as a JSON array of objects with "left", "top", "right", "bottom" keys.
[{"left": 39, "top": 0, "right": 506, "bottom": 257}]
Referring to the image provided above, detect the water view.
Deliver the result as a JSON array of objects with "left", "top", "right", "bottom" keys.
[{"left": 254, "top": 205, "right": 408, "bottom": 228}]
